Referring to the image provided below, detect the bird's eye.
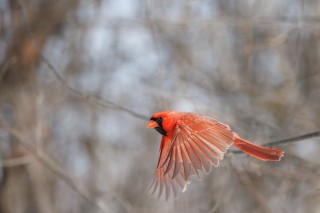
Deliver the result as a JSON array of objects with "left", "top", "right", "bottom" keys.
[{"left": 156, "top": 117, "right": 163, "bottom": 123}]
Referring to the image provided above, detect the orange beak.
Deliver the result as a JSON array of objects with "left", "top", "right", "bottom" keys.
[{"left": 146, "top": 120, "right": 158, "bottom": 128}]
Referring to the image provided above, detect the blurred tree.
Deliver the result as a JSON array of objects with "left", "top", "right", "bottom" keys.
[
  {"left": 0, "top": 1, "right": 79, "bottom": 212},
  {"left": 0, "top": 0, "right": 319, "bottom": 213}
]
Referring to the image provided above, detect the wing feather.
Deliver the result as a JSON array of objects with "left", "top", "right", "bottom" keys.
[
  {"left": 172, "top": 144, "right": 183, "bottom": 179},
  {"left": 186, "top": 132, "right": 213, "bottom": 173},
  {"left": 184, "top": 138, "right": 202, "bottom": 170},
  {"left": 200, "top": 131, "right": 229, "bottom": 152},
  {"left": 164, "top": 172, "right": 170, "bottom": 200},
  {"left": 180, "top": 142, "right": 192, "bottom": 181},
  {"left": 164, "top": 146, "right": 175, "bottom": 175},
  {"left": 179, "top": 130, "right": 202, "bottom": 179}
]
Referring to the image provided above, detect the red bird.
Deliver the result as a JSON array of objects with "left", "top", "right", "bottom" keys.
[{"left": 147, "top": 111, "right": 284, "bottom": 199}]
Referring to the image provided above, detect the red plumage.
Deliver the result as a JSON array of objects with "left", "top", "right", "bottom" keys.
[{"left": 147, "top": 111, "right": 284, "bottom": 199}]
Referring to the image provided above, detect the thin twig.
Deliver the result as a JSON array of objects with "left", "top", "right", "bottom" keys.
[
  {"left": 0, "top": 121, "right": 108, "bottom": 213},
  {"left": 16, "top": 0, "right": 148, "bottom": 121},
  {"left": 229, "top": 131, "right": 320, "bottom": 155},
  {"left": 261, "top": 131, "right": 320, "bottom": 147}
]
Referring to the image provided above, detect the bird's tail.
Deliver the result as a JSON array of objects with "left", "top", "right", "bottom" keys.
[{"left": 233, "top": 133, "right": 284, "bottom": 161}]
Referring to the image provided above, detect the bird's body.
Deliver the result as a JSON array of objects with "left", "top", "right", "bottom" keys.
[{"left": 147, "top": 111, "right": 284, "bottom": 199}]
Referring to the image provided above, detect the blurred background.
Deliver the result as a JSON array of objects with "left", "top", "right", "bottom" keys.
[{"left": 0, "top": 0, "right": 320, "bottom": 212}]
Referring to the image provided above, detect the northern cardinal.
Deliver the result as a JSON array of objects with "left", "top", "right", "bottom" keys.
[{"left": 147, "top": 111, "right": 284, "bottom": 199}]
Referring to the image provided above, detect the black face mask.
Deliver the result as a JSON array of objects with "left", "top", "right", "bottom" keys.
[{"left": 150, "top": 117, "right": 167, "bottom": 136}]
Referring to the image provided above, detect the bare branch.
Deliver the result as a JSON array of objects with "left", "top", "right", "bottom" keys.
[
  {"left": 260, "top": 131, "right": 320, "bottom": 147},
  {"left": 0, "top": 121, "right": 108, "bottom": 213},
  {"left": 16, "top": 0, "right": 148, "bottom": 121},
  {"left": 229, "top": 131, "right": 320, "bottom": 155}
]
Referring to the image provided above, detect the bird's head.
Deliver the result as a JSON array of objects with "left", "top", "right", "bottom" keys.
[{"left": 146, "top": 110, "right": 175, "bottom": 137}]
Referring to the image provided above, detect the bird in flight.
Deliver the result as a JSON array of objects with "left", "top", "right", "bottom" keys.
[{"left": 146, "top": 111, "right": 284, "bottom": 199}]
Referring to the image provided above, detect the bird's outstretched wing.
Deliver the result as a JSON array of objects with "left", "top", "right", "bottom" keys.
[{"left": 150, "top": 113, "right": 234, "bottom": 199}]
